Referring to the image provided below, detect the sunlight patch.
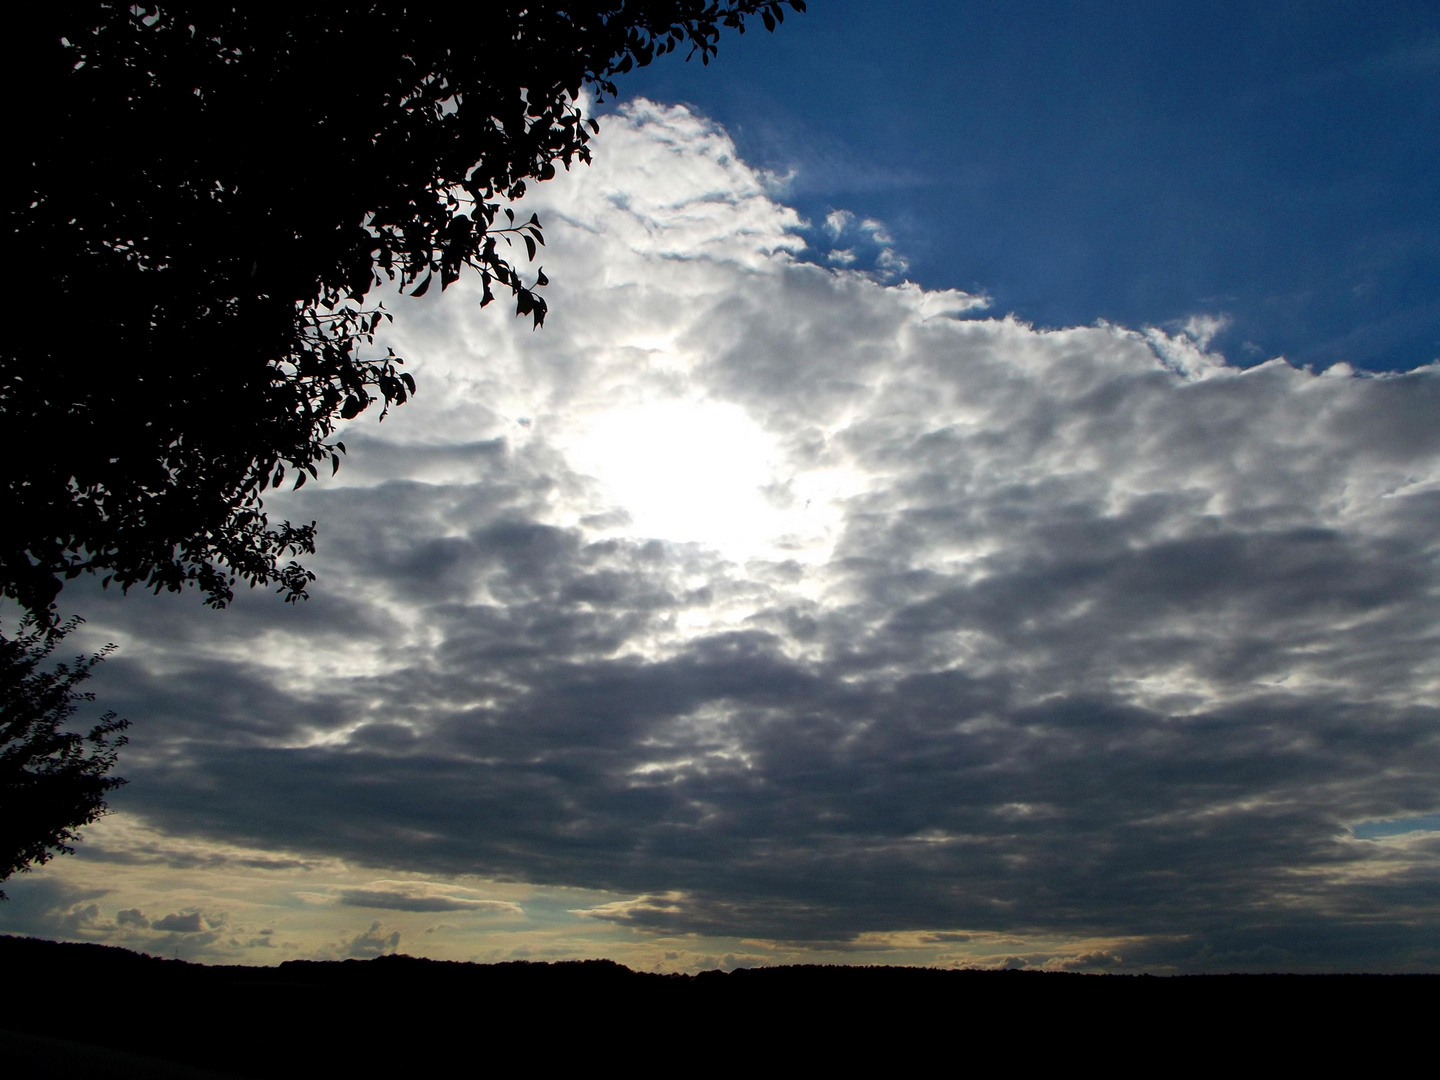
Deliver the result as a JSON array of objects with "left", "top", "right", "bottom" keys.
[{"left": 559, "top": 396, "right": 835, "bottom": 561}]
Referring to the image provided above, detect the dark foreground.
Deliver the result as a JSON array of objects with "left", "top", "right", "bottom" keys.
[{"left": 2, "top": 934, "right": 1435, "bottom": 1075}]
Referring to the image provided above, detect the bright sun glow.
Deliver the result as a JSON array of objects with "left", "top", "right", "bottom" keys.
[{"left": 558, "top": 397, "right": 839, "bottom": 562}]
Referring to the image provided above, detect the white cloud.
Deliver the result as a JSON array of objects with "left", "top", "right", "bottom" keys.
[
  {"left": 824, "top": 209, "right": 855, "bottom": 238},
  {"left": 874, "top": 245, "right": 910, "bottom": 278},
  {"left": 818, "top": 208, "right": 908, "bottom": 279},
  {"left": 858, "top": 217, "right": 893, "bottom": 244},
  {"left": 1181, "top": 313, "right": 1232, "bottom": 350},
  {"left": 18, "top": 99, "right": 1440, "bottom": 972}
]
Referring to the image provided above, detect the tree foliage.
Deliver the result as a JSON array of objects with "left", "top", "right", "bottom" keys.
[
  {"left": 0, "top": 620, "right": 128, "bottom": 898},
  {"left": 4, "top": 1, "right": 804, "bottom": 624}
]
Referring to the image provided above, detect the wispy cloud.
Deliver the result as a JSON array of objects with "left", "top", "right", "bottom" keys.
[
  {"left": 819, "top": 206, "right": 911, "bottom": 280},
  {"left": 337, "top": 882, "right": 523, "bottom": 915}
]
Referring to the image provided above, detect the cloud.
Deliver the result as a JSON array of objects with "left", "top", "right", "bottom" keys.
[
  {"left": 824, "top": 209, "right": 855, "bottom": 238},
  {"left": 1181, "top": 313, "right": 1232, "bottom": 350},
  {"left": 1054, "top": 950, "right": 1124, "bottom": 971},
  {"left": 337, "top": 881, "right": 522, "bottom": 915},
  {"left": 60, "top": 99, "right": 1440, "bottom": 971},
  {"left": 151, "top": 911, "right": 208, "bottom": 933},
  {"left": 818, "top": 207, "right": 910, "bottom": 279},
  {"left": 858, "top": 217, "right": 892, "bottom": 245},
  {"left": 0, "top": 879, "right": 113, "bottom": 941},
  {"left": 116, "top": 907, "right": 150, "bottom": 928},
  {"left": 572, "top": 894, "right": 687, "bottom": 929},
  {"left": 874, "top": 246, "right": 910, "bottom": 277},
  {"left": 61, "top": 903, "right": 104, "bottom": 934},
  {"left": 346, "top": 921, "right": 402, "bottom": 959}
]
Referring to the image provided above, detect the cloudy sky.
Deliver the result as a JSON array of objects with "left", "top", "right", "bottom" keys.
[{"left": 5, "top": 4, "right": 1440, "bottom": 973}]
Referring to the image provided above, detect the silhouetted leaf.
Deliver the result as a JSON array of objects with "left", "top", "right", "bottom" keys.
[{"left": 0, "top": 621, "right": 128, "bottom": 895}]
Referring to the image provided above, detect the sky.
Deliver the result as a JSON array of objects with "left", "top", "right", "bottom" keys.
[
  {"left": 624, "top": 0, "right": 1440, "bottom": 373},
  {"left": 4, "top": 4, "right": 1440, "bottom": 974}
]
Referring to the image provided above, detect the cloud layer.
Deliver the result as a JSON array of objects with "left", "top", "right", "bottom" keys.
[{"left": 15, "top": 101, "right": 1440, "bottom": 972}]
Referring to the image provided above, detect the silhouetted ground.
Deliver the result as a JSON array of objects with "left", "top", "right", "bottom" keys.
[{"left": 2, "top": 934, "right": 1434, "bottom": 1074}]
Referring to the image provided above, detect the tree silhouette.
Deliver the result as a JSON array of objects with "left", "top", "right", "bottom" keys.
[
  {"left": 4, "top": 1, "right": 804, "bottom": 625},
  {"left": 0, "top": 620, "right": 128, "bottom": 898}
]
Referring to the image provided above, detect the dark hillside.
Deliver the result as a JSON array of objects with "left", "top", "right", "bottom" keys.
[{"left": 1, "top": 935, "right": 1433, "bottom": 1074}]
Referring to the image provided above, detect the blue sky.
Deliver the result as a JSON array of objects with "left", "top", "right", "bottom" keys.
[
  {"left": 5, "top": 5, "right": 1440, "bottom": 973},
  {"left": 622, "top": 0, "right": 1440, "bottom": 372}
]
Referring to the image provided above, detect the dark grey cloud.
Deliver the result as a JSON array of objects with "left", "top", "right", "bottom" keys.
[
  {"left": 60, "top": 903, "right": 104, "bottom": 934},
  {"left": 336, "top": 883, "right": 521, "bottom": 914},
  {"left": 0, "top": 879, "right": 112, "bottom": 941},
  {"left": 151, "top": 911, "right": 206, "bottom": 933},
  {"left": 36, "top": 102, "right": 1440, "bottom": 971},
  {"left": 338, "top": 891, "right": 460, "bottom": 912},
  {"left": 346, "top": 921, "right": 402, "bottom": 959}
]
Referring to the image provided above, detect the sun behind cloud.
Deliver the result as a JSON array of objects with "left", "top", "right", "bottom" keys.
[{"left": 560, "top": 395, "right": 831, "bottom": 561}]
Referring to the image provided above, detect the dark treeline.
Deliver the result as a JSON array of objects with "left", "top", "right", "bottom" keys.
[{"left": 1, "top": 934, "right": 1433, "bottom": 1074}]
